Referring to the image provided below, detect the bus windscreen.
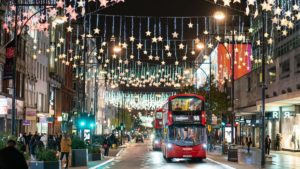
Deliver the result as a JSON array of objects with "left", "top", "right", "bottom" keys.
[
  {"left": 168, "top": 126, "right": 206, "bottom": 146},
  {"left": 171, "top": 97, "right": 202, "bottom": 111}
]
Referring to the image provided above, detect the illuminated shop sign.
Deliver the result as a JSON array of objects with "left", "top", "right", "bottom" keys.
[{"left": 272, "top": 111, "right": 295, "bottom": 119}]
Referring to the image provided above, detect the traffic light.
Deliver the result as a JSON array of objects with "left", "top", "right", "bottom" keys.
[
  {"left": 221, "top": 113, "right": 226, "bottom": 127},
  {"left": 77, "top": 113, "right": 95, "bottom": 129}
]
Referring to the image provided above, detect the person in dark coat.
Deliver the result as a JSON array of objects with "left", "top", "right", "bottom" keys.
[
  {"left": 246, "top": 135, "right": 252, "bottom": 153},
  {"left": 29, "top": 135, "right": 38, "bottom": 160},
  {"left": 103, "top": 137, "right": 110, "bottom": 156},
  {"left": 265, "top": 135, "right": 272, "bottom": 155},
  {"left": 0, "top": 139, "right": 28, "bottom": 169}
]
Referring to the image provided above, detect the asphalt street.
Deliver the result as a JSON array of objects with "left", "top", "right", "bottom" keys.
[{"left": 97, "top": 141, "right": 231, "bottom": 169}]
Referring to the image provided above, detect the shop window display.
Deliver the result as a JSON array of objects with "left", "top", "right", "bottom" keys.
[{"left": 281, "top": 114, "right": 300, "bottom": 150}]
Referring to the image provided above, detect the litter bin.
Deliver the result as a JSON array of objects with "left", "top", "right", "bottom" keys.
[
  {"left": 222, "top": 143, "right": 228, "bottom": 154},
  {"left": 228, "top": 144, "right": 238, "bottom": 162}
]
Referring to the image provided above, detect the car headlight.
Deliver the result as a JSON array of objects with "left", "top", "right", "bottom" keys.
[
  {"left": 167, "top": 143, "right": 172, "bottom": 149},
  {"left": 202, "top": 143, "right": 207, "bottom": 149}
]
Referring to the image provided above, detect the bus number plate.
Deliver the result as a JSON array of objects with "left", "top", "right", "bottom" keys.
[
  {"left": 182, "top": 148, "right": 192, "bottom": 151},
  {"left": 183, "top": 155, "right": 192, "bottom": 158}
]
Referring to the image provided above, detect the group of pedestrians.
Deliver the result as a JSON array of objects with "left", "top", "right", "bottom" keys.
[
  {"left": 17, "top": 132, "right": 63, "bottom": 160},
  {"left": 245, "top": 134, "right": 280, "bottom": 156},
  {"left": 0, "top": 132, "right": 72, "bottom": 169}
]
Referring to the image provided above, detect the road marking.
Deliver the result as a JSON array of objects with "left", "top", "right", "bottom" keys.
[
  {"left": 206, "top": 158, "right": 236, "bottom": 169},
  {"left": 89, "top": 158, "right": 115, "bottom": 169}
]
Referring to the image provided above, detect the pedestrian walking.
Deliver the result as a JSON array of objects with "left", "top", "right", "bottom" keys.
[
  {"left": 103, "top": 137, "right": 110, "bottom": 156},
  {"left": 0, "top": 139, "right": 28, "bottom": 169},
  {"left": 275, "top": 133, "right": 281, "bottom": 151},
  {"left": 40, "top": 133, "right": 48, "bottom": 148},
  {"left": 246, "top": 135, "right": 252, "bottom": 153},
  {"left": 17, "top": 133, "right": 26, "bottom": 154},
  {"left": 265, "top": 135, "right": 272, "bottom": 155},
  {"left": 29, "top": 135, "right": 38, "bottom": 160},
  {"left": 60, "top": 133, "right": 72, "bottom": 169},
  {"left": 47, "top": 135, "right": 57, "bottom": 150}
]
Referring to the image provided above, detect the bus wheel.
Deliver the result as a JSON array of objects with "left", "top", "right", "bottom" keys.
[{"left": 165, "top": 158, "right": 172, "bottom": 163}]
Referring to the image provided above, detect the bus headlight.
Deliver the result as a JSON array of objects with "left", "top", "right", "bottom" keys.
[
  {"left": 150, "top": 134, "right": 155, "bottom": 141},
  {"left": 167, "top": 143, "right": 172, "bottom": 149},
  {"left": 202, "top": 144, "right": 207, "bottom": 149}
]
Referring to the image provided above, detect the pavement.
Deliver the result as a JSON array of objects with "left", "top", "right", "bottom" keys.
[
  {"left": 69, "top": 144, "right": 126, "bottom": 169},
  {"left": 207, "top": 145, "right": 300, "bottom": 169}
]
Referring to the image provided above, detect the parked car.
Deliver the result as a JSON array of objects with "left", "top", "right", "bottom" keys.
[{"left": 136, "top": 134, "right": 144, "bottom": 143}]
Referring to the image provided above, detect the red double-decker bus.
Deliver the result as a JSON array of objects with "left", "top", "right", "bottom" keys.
[
  {"left": 152, "top": 108, "right": 164, "bottom": 150},
  {"left": 161, "top": 94, "right": 207, "bottom": 162}
]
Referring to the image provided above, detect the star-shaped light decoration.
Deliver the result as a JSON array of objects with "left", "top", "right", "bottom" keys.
[
  {"left": 215, "top": 36, "right": 221, "bottom": 41},
  {"left": 158, "top": 36, "right": 163, "bottom": 42},
  {"left": 78, "top": 0, "right": 85, "bottom": 7},
  {"left": 274, "top": 7, "right": 282, "bottom": 15},
  {"left": 164, "top": 45, "right": 170, "bottom": 51},
  {"left": 293, "top": 4, "right": 299, "bottom": 11},
  {"left": 208, "top": 43, "right": 213, "bottom": 48},
  {"left": 122, "top": 42, "right": 128, "bottom": 48},
  {"left": 70, "top": 11, "right": 78, "bottom": 20},
  {"left": 146, "top": 30, "right": 151, "bottom": 36},
  {"left": 100, "top": 0, "right": 109, "bottom": 7},
  {"left": 272, "top": 17, "right": 278, "bottom": 24},
  {"left": 182, "top": 55, "right": 187, "bottom": 60},
  {"left": 154, "top": 56, "right": 160, "bottom": 61},
  {"left": 67, "top": 26, "right": 73, "bottom": 32},
  {"left": 94, "top": 28, "right": 100, "bottom": 34},
  {"left": 175, "top": 61, "right": 179, "bottom": 65},
  {"left": 129, "top": 36, "right": 135, "bottom": 42},
  {"left": 130, "top": 54, "right": 134, "bottom": 59},
  {"left": 48, "top": 8, "right": 57, "bottom": 17},
  {"left": 223, "top": 0, "right": 231, "bottom": 6},
  {"left": 179, "top": 43, "right": 184, "bottom": 49},
  {"left": 66, "top": 5, "right": 74, "bottom": 14},
  {"left": 261, "top": 1, "right": 272, "bottom": 11},
  {"left": 285, "top": 11, "right": 292, "bottom": 17},
  {"left": 172, "top": 32, "right": 179, "bottom": 38},
  {"left": 282, "top": 30, "right": 288, "bottom": 36},
  {"left": 137, "top": 60, "right": 142, "bottom": 65},
  {"left": 124, "top": 59, "right": 129, "bottom": 65},
  {"left": 148, "top": 55, "right": 153, "bottom": 60},
  {"left": 233, "top": 0, "right": 240, "bottom": 3},
  {"left": 268, "top": 38, "right": 273, "bottom": 44},
  {"left": 161, "top": 61, "right": 165, "bottom": 65},
  {"left": 152, "top": 37, "right": 157, "bottom": 43},
  {"left": 137, "top": 43, "right": 143, "bottom": 49},
  {"left": 191, "top": 51, "right": 195, "bottom": 55},
  {"left": 99, "top": 48, "right": 104, "bottom": 53},
  {"left": 188, "top": 22, "right": 193, "bottom": 28},
  {"left": 203, "top": 30, "right": 208, "bottom": 35},
  {"left": 167, "top": 52, "right": 172, "bottom": 57},
  {"left": 256, "top": 40, "right": 261, "bottom": 46},
  {"left": 143, "top": 50, "right": 148, "bottom": 55},
  {"left": 56, "top": 0, "right": 64, "bottom": 8}
]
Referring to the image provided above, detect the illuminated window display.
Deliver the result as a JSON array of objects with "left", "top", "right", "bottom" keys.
[{"left": 281, "top": 114, "right": 300, "bottom": 150}]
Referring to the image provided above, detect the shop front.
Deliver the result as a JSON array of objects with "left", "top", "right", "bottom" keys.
[{"left": 25, "top": 108, "right": 37, "bottom": 133}]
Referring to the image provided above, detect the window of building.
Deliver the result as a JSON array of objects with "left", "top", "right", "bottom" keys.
[
  {"left": 247, "top": 77, "right": 251, "bottom": 92},
  {"left": 280, "top": 59, "right": 290, "bottom": 79},
  {"left": 295, "top": 55, "right": 300, "bottom": 73},
  {"left": 268, "top": 66, "right": 276, "bottom": 84}
]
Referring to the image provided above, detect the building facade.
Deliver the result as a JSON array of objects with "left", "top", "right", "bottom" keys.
[{"left": 235, "top": 25, "right": 300, "bottom": 151}]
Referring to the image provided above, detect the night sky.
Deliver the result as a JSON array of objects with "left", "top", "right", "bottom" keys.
[{"left": 100, "top": 0, "right": 246, "bottom": 17}]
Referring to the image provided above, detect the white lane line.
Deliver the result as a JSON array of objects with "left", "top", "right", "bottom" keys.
[
  {"left": 206, "top": 158, "right": 236, "bottom": 169},
  {"left": 89, "top": 158, "right": 115, "bottom": 169}
]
